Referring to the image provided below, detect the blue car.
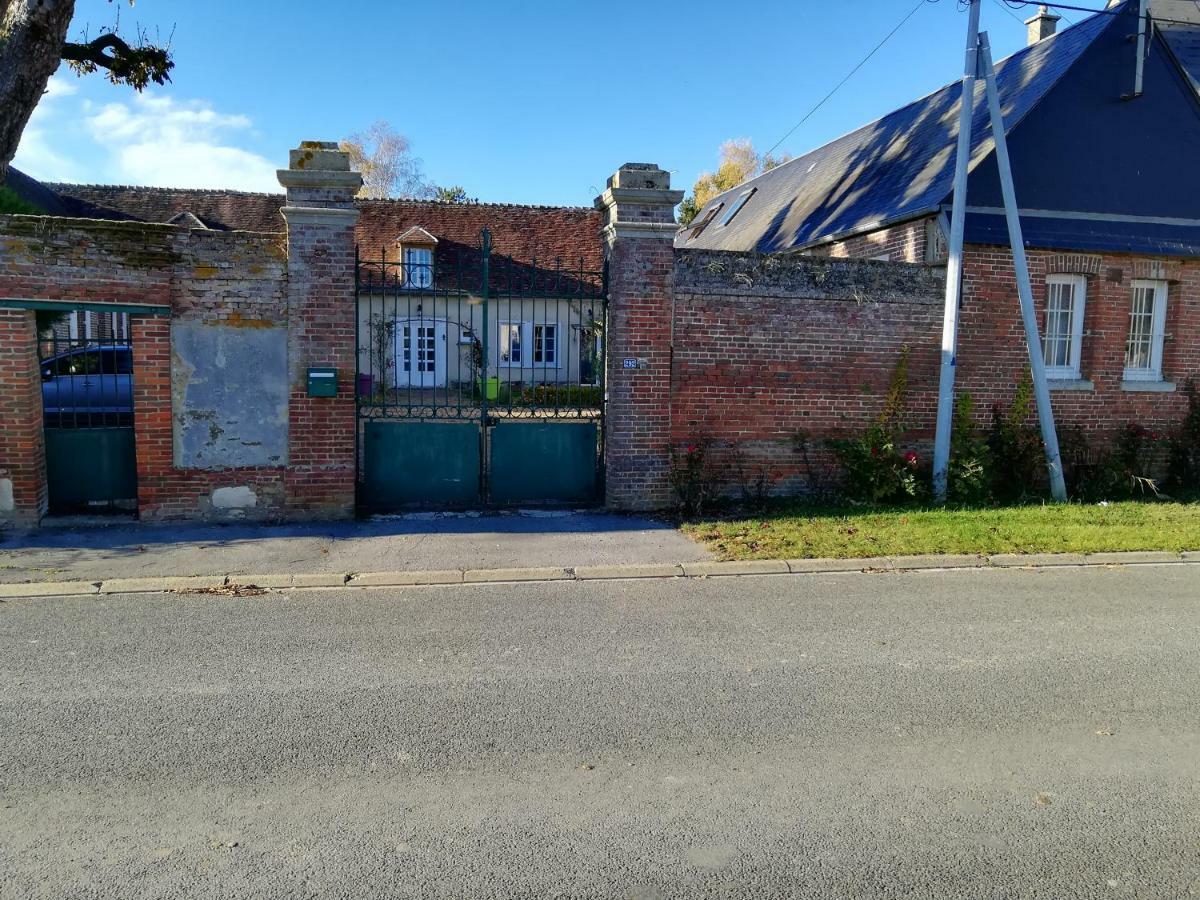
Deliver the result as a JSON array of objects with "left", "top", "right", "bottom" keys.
[{"left": 41, "top": 344, "right": 134, "bottom": 428}]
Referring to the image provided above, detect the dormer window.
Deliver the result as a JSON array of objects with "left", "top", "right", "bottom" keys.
[
  {"left": 396, "top": 225, "right": 438, "bottom": 289},
  {"left": 403, "top": 247, "right": 433, "bottom": 288}
]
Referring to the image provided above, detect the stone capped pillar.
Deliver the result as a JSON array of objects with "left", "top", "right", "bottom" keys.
[
  {"left": 0, "top": 309, "right": 46, "bottom": 526},
  {"left": 594, "top": 163, "right": 683, "bottom": 511},
  {"left": 278, "top": 141, "right": 362, "bottom": 518}
]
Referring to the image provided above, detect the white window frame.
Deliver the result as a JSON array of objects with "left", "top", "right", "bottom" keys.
[
  {"left": 403, "top": 246, "right": 433, "bottom": 289},
  {"left": 499, "top": 321, "right": 525, "bottom": 367},
  {"left": 532, "top": 323, "right": 560, "bottom": 368},
  {"left": 1042, "top": 274, "right": 1087, "bottom": 380},
  {"left": 1123, "top": 279, "right": 1168, "bottom": 382}
]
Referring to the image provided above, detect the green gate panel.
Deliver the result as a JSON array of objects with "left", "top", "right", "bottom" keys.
[
  {"left": 363, "top": 421, "right": 481, "bottom": 509},
  {"left": 489, "top": 422, "right": 598, "bottom": 506},
  {"left": 44, "top": 427, "right": 137, "bottom": 510}
]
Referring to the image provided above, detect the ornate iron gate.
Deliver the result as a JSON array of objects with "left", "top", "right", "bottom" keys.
[
  {"left": 355, "top": 229, "right": 606, "bottom": 511},
  {"left": 39, "top": 309, "right": 138, "bottom": 514}
]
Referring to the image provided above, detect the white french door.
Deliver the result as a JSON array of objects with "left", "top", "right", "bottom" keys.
[{"left": 394, "top": 319, "right": 447, "bottom": 388}]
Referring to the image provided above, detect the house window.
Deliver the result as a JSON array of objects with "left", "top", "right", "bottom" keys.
[
  {"left": 1124, "top": 280, "right": 1168, "bottom": 381},
  {"left": 500, "top": 323, "right": 523, "bottom": 365},
  {"left": 403, "top": 247, "right": 433, "bottom": 289},
  {"left": 1042, "top": 274, "right": 1087, "bottom": 379},
  {"left": 719, "top": 189, "right": 755, "bottom": 227},
  {"left": 533, "top": 324, "right": 558, "bottom": 366}
]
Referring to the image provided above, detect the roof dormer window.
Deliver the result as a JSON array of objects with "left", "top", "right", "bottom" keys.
[
  {"left": 403, "top": 247, "right": 433, "bottom": 289},
  {"left": 396, "top": 225, "right": 437, "bottom": 289}
]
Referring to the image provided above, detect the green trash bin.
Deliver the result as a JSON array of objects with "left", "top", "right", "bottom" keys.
[{"left": 478, "top": 376, "right": 500, "bottom": 401}]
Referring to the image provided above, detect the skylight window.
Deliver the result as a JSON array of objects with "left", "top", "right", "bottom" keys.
[
  {"left": 719, "top": 189, "right": 755, "bottom": 227},
  {"left": 687, "top": 203, "right": 724, "bottom": 240}
]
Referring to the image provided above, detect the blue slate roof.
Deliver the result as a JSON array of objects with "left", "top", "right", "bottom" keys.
[
  {"left": 678, "top": 7, "right": 1116, "bottom": 253},
  {"left": 1162, "top": 25, "right": 1200, "bottom": 92}
]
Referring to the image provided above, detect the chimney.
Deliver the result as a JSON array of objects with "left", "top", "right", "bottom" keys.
[{"left": 1025, "top": 4, "right": 1061, "bottom": 44}]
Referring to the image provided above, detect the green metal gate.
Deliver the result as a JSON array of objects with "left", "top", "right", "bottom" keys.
[
  {"left": 39, "top": 309, "right": 138, "bottom": 514},
  {"left": 355, "top": 229, "right": 606, "bottom": 511}
]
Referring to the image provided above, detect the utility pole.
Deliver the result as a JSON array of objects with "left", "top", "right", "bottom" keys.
[
  {"left": 979, "top": 33, "right": 1068, "bottom": 501},
  {"left": 931, "top": 0, "right": 981, "bottom": 501}
]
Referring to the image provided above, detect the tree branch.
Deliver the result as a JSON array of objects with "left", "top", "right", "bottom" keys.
[{"left": 61, "top": 32, "right": 173, "bottom": 90}]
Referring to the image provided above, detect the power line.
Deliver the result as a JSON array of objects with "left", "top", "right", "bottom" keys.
[{"left": 763, "top": 0, "right": 933, "bottom": 159}]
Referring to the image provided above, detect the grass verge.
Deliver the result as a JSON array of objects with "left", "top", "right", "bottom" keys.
[{"left": 683, "top": 500, "right": 1200, "bottom": 560}]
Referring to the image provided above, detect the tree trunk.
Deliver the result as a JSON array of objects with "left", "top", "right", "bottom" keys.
[{"left": 0, "top": 0, "right": 76, "bottom": 186}]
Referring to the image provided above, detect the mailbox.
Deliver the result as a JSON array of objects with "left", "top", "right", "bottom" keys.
[{"left": 306, "top": 367, "right": 338, "bottom": 398}]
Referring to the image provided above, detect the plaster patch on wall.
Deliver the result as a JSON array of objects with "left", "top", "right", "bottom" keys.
[
  {"left": 0, "top": 478, "right": 13, "bottom": 513},
  {"left": 211, "top": 485, "right": 258, "bottom": 510},
  {"left": 172, "top": 322, "right": 289, "bottom": 469}
]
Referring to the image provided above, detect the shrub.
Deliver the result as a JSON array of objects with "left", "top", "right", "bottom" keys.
[
  {"left": 988, "top": 372, "right": 1044, "bottom": 502},
  {"left": 669, "top": 439, "right": 719, "bottom": 516},
  {"left": 1061, "top": 423, "right": 1165, "bottom": 501},
  {"left": 948, "top": 393, "right": 991, "bottom": 505},
  {"left": 1112, "top": 423, "right": 1164, "bottom": 497},
  {"left": 827, "top": 348, "right": 926, "bottom": 504},
  {"left": 792, "top": 430, "right": 839, "bottom": 503},
  {"left": 1168, "top": 378, "right": 1200, "bottom": 492},
  {"left": 0, "top": 186, "right": 41, "bottom": 215},
  {"left": 517, "top": 383, "right": 603, "bottom": 409}
]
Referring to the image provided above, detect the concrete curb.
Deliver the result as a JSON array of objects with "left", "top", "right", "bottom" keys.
[{"left": 0, "top": 550, "right": 1195, "bottom": 599}]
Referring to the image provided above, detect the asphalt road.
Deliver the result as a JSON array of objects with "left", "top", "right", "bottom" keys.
[{"left": 2, "top": 565, "right": 1199, "bottom": 898}]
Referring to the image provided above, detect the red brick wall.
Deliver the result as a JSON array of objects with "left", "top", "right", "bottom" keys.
[
  {"left": 655, "top": 241, "right": 1200, "bottom": 502},
  {"left": 957, "top": 248, "right": 1198, "bottom": 437},
  {"left": 668, "top": 250, "right": 946, "bottom": 497},
  {"left": 0, "top": 310, "right": 46, "bottom": 524},
  {"left": 0, "top": 215, "right": 299, "bottom": 524}
]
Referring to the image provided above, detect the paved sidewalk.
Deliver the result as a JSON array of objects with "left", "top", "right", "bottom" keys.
[{"left": 0, "top": 511, "right": 709, "bottom": 586}]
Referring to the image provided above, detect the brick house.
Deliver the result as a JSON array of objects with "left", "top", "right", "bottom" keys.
[{"left": 678, "top": 0, "right": 1200, "bottom": 450}]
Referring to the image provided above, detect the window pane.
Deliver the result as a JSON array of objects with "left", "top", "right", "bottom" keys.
[
  {"left": 1125, "top": 285, "right": 1156, "bottom": 372},
  {"left": 503, "top": 325, "right": 522, "bottom": 363},
  {"left": 1043, "top": 281, "right": 1076, "bottom": 370}
]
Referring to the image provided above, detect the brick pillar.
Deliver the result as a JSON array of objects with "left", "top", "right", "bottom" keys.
[
  {"left": 594, "top": 163, "right": 683, "bottom": 511},
  {"left": 130, "top": 315, "right": 173, "bottom": 519},
  {"left": 0, "top": 309, "right": 46, "bottom": 526},
  {"left": 278, "top": 142, "right": 363, "bottom": 518}
]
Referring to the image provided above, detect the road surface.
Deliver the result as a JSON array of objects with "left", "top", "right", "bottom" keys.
[{"left": 2, "top": 564, "right": 1198, "bottom": 897}]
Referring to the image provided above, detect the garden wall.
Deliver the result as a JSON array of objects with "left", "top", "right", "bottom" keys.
[
  {"left": 0, "top": 142, "right": 361, "bottom": 525},
  {"left": 670, "top": 250, "right": 946, "bottom": 497}
]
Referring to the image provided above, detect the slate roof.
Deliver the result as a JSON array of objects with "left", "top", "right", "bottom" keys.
[
  {"left": 677, "top": 6, "right": 1116, "bottom": 253},
  {"left": 1162, "top": 25, "right": 1200, "bottom": 92}
]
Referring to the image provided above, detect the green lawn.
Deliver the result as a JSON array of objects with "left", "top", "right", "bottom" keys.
[{"left": 684, "top": 500, "right": 1200, "bottom": 560}]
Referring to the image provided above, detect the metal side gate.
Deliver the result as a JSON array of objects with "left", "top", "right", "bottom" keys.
[
  {"left": 355, "top": 229, "right": 606, "bottom": 511},
  {"left": 39, "top": 308, "right": 138, "bottom": 514}
]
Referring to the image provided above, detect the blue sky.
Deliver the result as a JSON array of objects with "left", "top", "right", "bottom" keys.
[{"left": 14, "top": 0, "right": 1066, "bottom": 206}]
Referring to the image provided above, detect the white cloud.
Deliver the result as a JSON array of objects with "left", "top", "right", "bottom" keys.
[
  {"left": 11, "top": 75, "right": 88, "bottom": 182},
  {"left": 44, "top": 75, "right": 79, "bottom": 98},
  {"left": 83, "top": 94, "right": 278, "bottom": 192},
  {"left": 15, "top": 86, "right": 279, "bottom": 192}
]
